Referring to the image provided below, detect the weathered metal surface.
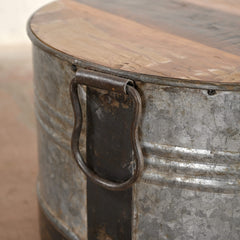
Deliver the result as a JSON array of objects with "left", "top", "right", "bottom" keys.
[
  {"left": 38, "top": 183, "right": 79, "bottom": 240},
  {"left": 32, "top": 44, "right": 240, "bottom": 240},
  {"left": 33, "top": 46, "right": 87, "bottom": 239},
  {"left": 70, "top": 69, "right": 143, "bottom": 191},
  {"left": 86, "top": 87, "right": 133, "bottom": 239},
  {"left": 134, "top": 184, "right": 240, "bottom": 240},
  {"left": 133, "top": 83, "right": 240, "bottom": 240}
]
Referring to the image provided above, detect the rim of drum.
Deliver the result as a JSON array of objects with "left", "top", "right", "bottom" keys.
[{"left": 27, "top": 14, "right": 240, "bottom": 92}]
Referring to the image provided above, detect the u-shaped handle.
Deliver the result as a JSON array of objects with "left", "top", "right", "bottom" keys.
[{"left": 70, "top": 69, "right": 144, "bottom": 191}]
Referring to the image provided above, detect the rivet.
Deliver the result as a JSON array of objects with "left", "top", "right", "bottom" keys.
[
  {"left": 71, "top": 64, "right": 77, "bottom": 72},
  {"left": 207, "top": 89, "right": 216, "bottom": 96}
]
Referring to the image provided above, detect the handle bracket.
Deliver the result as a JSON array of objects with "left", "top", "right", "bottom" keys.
[{"left": 70, "top": 69, "right": 143, "bottom": 191}]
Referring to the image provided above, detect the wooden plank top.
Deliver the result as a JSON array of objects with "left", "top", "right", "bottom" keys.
[{"left": 29, "top": 0, "right": 240, "bottom": 84}]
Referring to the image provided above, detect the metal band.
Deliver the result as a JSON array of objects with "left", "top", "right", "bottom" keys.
[
  {"left": 86, "top": 86, "right": 134, "bottom": 239},
  {"left": 70, "top": 69, "right": 144, "bottom": 191}
]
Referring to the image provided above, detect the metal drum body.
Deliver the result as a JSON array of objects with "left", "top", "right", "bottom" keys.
[{"left": 33, "top": 45, "right": 240, "bottom": 240}]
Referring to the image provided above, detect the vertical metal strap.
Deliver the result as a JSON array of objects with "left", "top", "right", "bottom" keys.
[{"left": 86, "top": 87, "right": 133, "bottom": 239}]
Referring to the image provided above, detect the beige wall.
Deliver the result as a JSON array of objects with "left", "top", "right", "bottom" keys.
[{"left": 0, "top": 0, "right": 52, "bottom": 45}]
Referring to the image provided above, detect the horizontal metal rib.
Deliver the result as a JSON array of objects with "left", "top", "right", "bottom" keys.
[
  {"left": 142, "top": 142, "right": 240, "bottom": 192},
  {"left": 143, "top": 170, "right": 240, "bottom": 193},
  {"left": 35, "top": 108, "right": 71, "bottom": 153},
  {"left": 35, "top": 97, "right": 86, "bottom": 158},
  {"left": 35, "top": 90, "right": 73, "bottom": 126},
  {"left": 145, "top": 155, "right": 240, "bottom": 177},
  {"left": 35, "top": 98, "right": 240, "bottom": 192},
  {"left": 143, "top": 141, "right": 240, "bottom": 162}
]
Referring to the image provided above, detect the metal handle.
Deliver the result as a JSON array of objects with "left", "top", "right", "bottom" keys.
[{"left": 70, "top": 69, "right": 144, "bottom": 191}]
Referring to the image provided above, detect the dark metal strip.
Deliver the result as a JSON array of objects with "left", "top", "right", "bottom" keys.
[{"left": 87, "top": 87, "right": 133, "bottom": 240}]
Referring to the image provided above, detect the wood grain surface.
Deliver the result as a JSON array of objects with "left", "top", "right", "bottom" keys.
[{"left": 30, "top": 0, "right": 240, "bottom": 83}]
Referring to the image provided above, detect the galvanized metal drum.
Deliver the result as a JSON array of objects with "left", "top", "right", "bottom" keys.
[{"left": 28, "top": 1, "right": 240, "bottom": 239}]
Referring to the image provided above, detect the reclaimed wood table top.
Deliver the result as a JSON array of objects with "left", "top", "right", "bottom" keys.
[{"left": 29, "top": 0, "right": 240, "bottom": 85}]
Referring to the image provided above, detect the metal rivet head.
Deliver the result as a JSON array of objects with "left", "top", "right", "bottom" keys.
[
  {"left": 207, "top": 89, "right": 216, "bottom": 96},
  {"left": 71, "top": 64, "right": 77, "bottom": 72}
]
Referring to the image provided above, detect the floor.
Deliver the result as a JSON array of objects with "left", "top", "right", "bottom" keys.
[{"left": 0, "top": 44, "right": 40, "bottom": 240}]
